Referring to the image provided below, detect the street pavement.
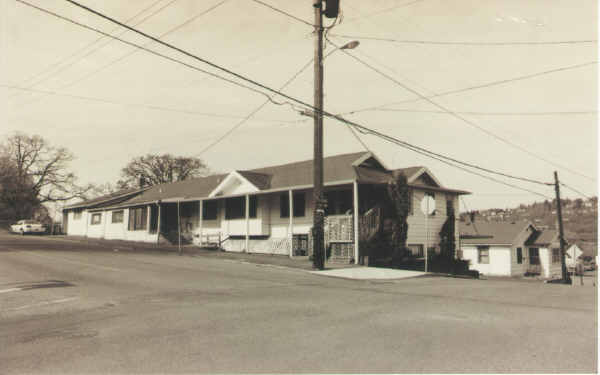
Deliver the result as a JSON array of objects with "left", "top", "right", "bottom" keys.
[{"left": 0, "top": 232, "right": 597, "bottom": 373}]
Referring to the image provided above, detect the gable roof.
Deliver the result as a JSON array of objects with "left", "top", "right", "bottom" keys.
[
  {"left": 460, "top": 221, "right": 533, "bottom": 245},
  {"left": 66, "top": 151, "right": 469, "bottom": 211},
  {"left": 525, "top": 229, "right": 559, "bottom": 247},
  {"left": 236, "top": 171, "right": 272, "bottom": 190}
]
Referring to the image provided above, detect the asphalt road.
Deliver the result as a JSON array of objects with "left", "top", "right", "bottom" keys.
[{"left": 0, "top": 233, "right": 597, "bottom": 373}]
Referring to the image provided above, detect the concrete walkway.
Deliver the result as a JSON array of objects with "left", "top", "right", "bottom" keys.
[{"left": 310, "top": 266, "right": 426, "bottom": 280}]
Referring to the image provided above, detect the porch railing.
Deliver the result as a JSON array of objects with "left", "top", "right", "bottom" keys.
[{"left": 359, "top": 205, "right": 381, "bottom": 242}]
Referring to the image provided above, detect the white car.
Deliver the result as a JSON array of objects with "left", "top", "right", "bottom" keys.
[{"left": 11, "top": 220, "right": 46, "bottom": 235}]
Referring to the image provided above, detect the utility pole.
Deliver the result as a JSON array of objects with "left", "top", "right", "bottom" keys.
[
  {"left": 312, "top": 0, "right": 325, "bottom": 269},
  {"left": 554, "top": 171, "right": 570, "bottom": 284}
]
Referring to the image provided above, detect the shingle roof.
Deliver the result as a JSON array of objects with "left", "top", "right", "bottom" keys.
[
  {"left": 64, "top": 187, "right": 147, "bottom": 209},
  {"left": 67, "top": 152, "right": 469, "bottom": 210},
  {"left": 236, "top": 171, "right": 272, "bottom": 190},
  {"left": 460, "top": 221, "right": 532, "bottom": 245},
  {"left": 526, "top": 229, "right": 558, "bottom": 246}
]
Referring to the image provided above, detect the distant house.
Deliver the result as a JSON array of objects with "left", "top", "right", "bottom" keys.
[
  {"left": 459, "top": 221, "right": 562, "bottom": 278},
  {"left": 63, "top": 152, "right": 469, "bottom": 263}
]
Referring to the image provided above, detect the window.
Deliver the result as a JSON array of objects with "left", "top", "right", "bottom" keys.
[
  {"left": 203, "top": 200, "right": 218, "bottom": 220},
  {"left": 446, "top": 197, "right": 454, "bottom": 216},
  {"left": 408, "top": 244, "right": 424, "bottom": 257},
  {"left": 225, "top": 196, "right": 257, "bottom": 220},
  {"left": 456, "top": 249, "right": 463, "bottom": 259},
  {"left": 281, "top": 192, "right": 305, "bottom": 218},
  {"left": 249, "top": 196, "right": 257, "bottom": 218},
  {"left": 529, "top": 247, "right": 540, "bottom": 265},
  {"left": 225, "top": 197, "right": 245, "bottom": 219},
  {"left": 478, "top": 246, "right": 490, "bottom": 264},
  {"left": 516, "top": 247, "right": 523, "bottom": 264},
  {"left": 552, "top": 248, "right": 560, "bottom": 263},
  {"left": 111, "top": 210, "right": 124, "bottom": 223},
  {"left": 73, "top": 210, "right": 82, "bottom": 220},
  {"left": 90, "top": 213, "right": 102, "bottom": 225},
  {"left": 280, "top": 194, "right": 290, "bottom": 218},
  {"left": 293, "top": 192, "right": 305, "bottom": 217},
  {"left": 128, "top": 207, "right": 147, "bottom": 231}
]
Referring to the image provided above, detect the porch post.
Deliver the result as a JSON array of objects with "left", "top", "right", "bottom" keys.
[
  {"left": 156, "top": 202, "right": 161, "bottom": 246},
  {"left": 353, "top": 181, "right": 359, "bottom": 265},
  {"left": 289, "top": 189, "right": 293, "bottom": 258},
  {"left": 146, "top": 205, "right": 151, "bottom": 233},
  {"left": 245, "top": 194, "right": 250, "bottom": 253},
  {"left": 198, "top": 199, "right": 203, "bottom": 247},
  {"left": 177, "top": 201, "right": 181, "bottom": 255}
]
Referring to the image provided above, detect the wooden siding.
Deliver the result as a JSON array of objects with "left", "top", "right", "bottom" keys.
[{"left": 406, "top": 190, "right": 458, "bottom": 251}]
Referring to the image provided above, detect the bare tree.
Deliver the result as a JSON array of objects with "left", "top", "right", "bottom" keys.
[
  {"left": 121, "top": 154, "right": 209, "bottom": 186},
  {"left": 0, "top": 133, "right": 92, "bottom": 219}
]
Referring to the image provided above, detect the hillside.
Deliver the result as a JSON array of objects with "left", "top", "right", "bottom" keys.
[{"left": 460, "top": 197, "right": 598, "bottom": 255}]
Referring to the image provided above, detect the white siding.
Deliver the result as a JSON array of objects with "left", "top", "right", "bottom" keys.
[
  {"left": 66, "top": 210, "right": 89, "bottom": 236},
  {"left": 462, "top": 245, "right": 512, "bottom": 276},
  {"left": 540, "top": 247, "right": 562, "bottom": 279},
  {"left": 86, "top": 212, "right": 105, "bottom": 238},
  {"left": 104, "top": 209, "right": 127, "bottom": 240}
]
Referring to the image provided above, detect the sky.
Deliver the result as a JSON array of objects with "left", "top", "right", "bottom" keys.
[{"left": 1, "top": 0, "right": 597, "bottom": 212}]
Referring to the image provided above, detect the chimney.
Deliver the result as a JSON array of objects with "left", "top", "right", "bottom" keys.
[{"left": 139, "top": 176, "right": 146, "bottom": 188}]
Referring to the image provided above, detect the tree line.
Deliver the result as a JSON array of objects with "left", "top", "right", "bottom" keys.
[{"left": 0, "top": 132, "right": 209, "bottom": 223}]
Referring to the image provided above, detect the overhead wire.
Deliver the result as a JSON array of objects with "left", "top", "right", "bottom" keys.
[
  {"left": 369, "top": 108, "right": 598, "bottom": 116},
  {"left": 194, "top": 57, "right": 315, "bottom": 156},
  {"left": 14, "top": 0, "right": 230, "bottom": 108},
  {"left": 560, "top": 182, "right": 594, "bottom": 200},
  {"left": 9, "top": 0, "right": 167, "bottom": 94},
  {"left": 1, "top": 83, "right": 300, "bottom": 123},
  {"left": 14, "top": 0, "right": 291, "bottom": 109},
  {"left": 248, "top": 0, "right": 313, "bottom": 27},
  {"left": 330, "top": 33, "right": 598, "bottom": 46},
  {"left": 342, "top": 0, "right": 426, "bottom": 24},
  {"left": 10, "top": 0, "right": 180, "bottom": 102},
  {"left": 25, "top": 0, "right": 555, "bottom": 194},
  {"left": 345, "top": 61, "right": 597, "bottom": 114},
  {"left": 326, "top": 36, "right": 595, "bottom": 182}
]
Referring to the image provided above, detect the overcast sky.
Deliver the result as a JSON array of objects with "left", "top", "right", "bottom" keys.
[{"left": 1, "top": 0, "right": 597, "bottom": 211}]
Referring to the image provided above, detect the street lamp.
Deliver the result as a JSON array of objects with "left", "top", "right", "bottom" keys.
[
  {"left": 299, "top": 40, "right": 360, "bottom": 118},
  {"left": 312, "top": 3, "right": 360, "bottom": 270}
]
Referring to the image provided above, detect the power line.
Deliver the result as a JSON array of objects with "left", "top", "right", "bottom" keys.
[
  {"left": 14, "top": 0, "right": 229, "bottom": 108},
  {"left": 347, "top": 120, "right": 553, "bottom": 198},
  {"left": 15, "top": 0, "right": 288, "bottom": 109},
  {"left": 343, "top": 0, "right": 426, "bottom": 24},
  {"left": 11, "top": 0, "right": 180, "bottom": 102},
  {"left": 326, "top": 37, "right": 595, "bottom": 182},
  {"left": 331, "top": 33, "right": 598, "bottom": 46},
  {"left": 1, "top": 83, "right": 300, "bottom": 123},
  {"left": 239, "top": 3, "right": 594, "bottom": 184},
  {"left": 370, "top": 108, "right": 598, "bottom": 117},
  {"left": 560, "top": 182, "right": 594, "bottom": 200},
  {"left": 345, "top": 61, "right": 597, "bottom": 114},
  {"left": 30, "top": 0, "right": 553, "bottom": 192},
  {"left": 195, "top": 57, "right": 315, "bottom": 156},
  {"left": 9, "top": 0, "right": 167, "bottom": 92},
  {"left": 249, "top": 0, "right": 313, "bottom": 27}
]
